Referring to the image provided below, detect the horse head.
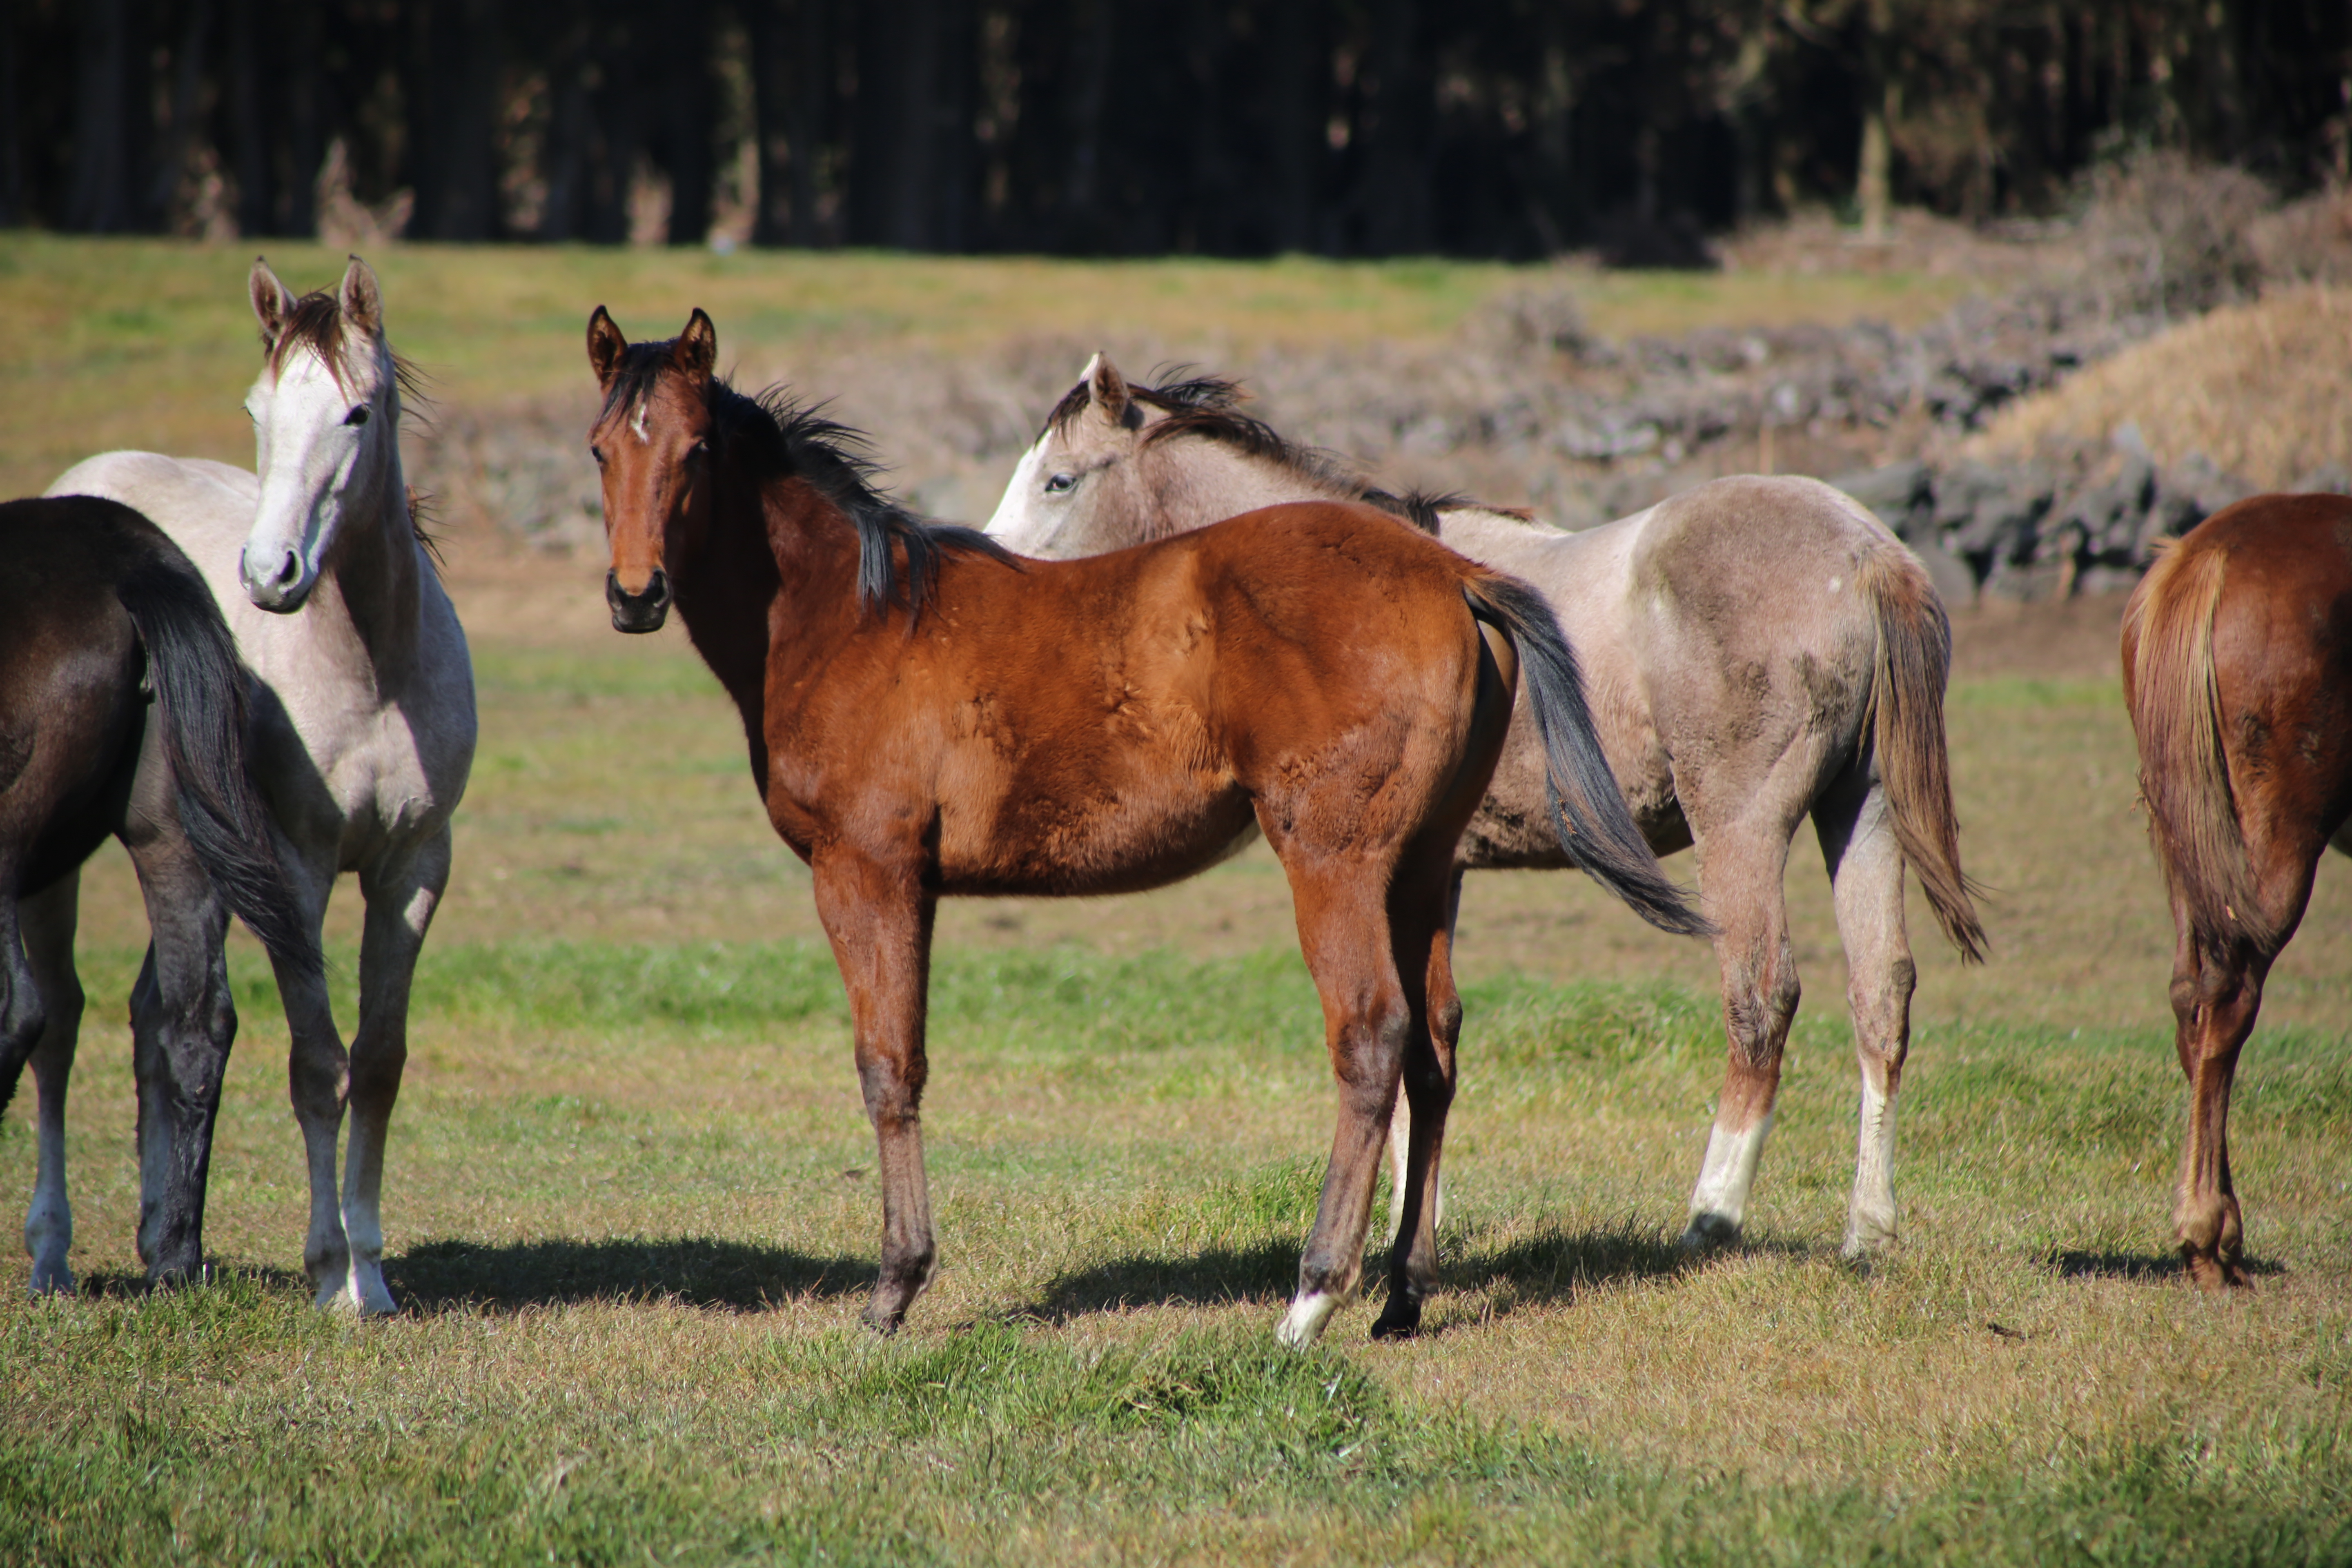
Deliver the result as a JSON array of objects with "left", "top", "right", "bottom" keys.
[
  {"left": 984, "top": 352, "right": 1167, "bottom": 558},
  {"left": 242, "top": 256, "right": 403, "bottom": 613},
  {"left": 585, "top": 306, "right": 717, "bottom": 633}
]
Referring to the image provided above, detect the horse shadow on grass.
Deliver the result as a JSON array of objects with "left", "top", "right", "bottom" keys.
[
  {"left": 1018, "top": 1221, "right": 1813, "bottom": 1327},
  {"left": 385, "top": 1236, "right": 871, "bottom": 1314},
  {"left": 2043, "top": 1247, "right": 2284, "bottom": 1283}
]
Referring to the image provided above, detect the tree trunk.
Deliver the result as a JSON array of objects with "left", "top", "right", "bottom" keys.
[
  {"left": 1265, "top": 0, "right": 1322, "bottom": 254},
  {"left": 0, "top": 0, "right": 23, "bottom": 227},
  {"left": 660, "top": 0, "right": 713, "bottom": 244},
  {"left": 788, "top": 0, "right": 831, "bottom": 245},
  {"left": 1360, "top": 0, "right": 1431, "bottom": 255},
  {"left": 66, "top": 0, "right": 136, "bottom": 232},
  {"left": 147, "top": 0, "right": 215, "bottom": 233},
  {"left": 410, "top": 0, "right": 501, "bottom": 240}
]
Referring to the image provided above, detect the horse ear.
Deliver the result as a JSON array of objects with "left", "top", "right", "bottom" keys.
[
  {"left": 338, "top": 255, "right": 384, "bottom": 337},
  {"left": 250, "top": 257, "right": 294, "bottom": 352},
  {"left": 674, "top": 308, "right": 717, "bottom": 381},
  {"left": 1085, "top": 352, "right": 1134, "bottom": 428},
  {"left": 587, "top": 306, "right": 627, "bottom": 388}
]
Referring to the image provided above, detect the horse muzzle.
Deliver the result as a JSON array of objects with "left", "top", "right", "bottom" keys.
[
  {"left": 607, "top": 568, "right": 672, "bottom": 633},
  {"left": 241, "top": 543, "right": 315, "bottom": 613}
]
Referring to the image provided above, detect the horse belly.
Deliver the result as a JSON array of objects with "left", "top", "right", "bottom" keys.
[{"left": 937, "top": 770, "right": 1257, "bottom": 897}]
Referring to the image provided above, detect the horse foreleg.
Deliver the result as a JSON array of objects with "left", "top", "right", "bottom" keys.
[
  {"left": 1814, "top": 773, "right": 1915, "bottom": 1258},
  {"left": 338, "top": 828, "right": 452, "bottom": 1316},
  {"left": 265, "top": 853, "right": 347, "bottom": 1309},
  {"left": 1373, "top": 858, "right": 1464, "bottom": 1341},
  {"left": 1681, "top": 814, "right": 1801, "bottom": 1252},
  {"left": 20, "top": 876, "right": 83, "bottom": 1294},
  {"left": 124, "top": 835, "right": 237, "bottom": 1285},
  {"left": 1278, "top": 866, "right": 1412, "bottom": 1349},
  {"left": 813, "top": 848, "right": 938, "bottom": 1334}
]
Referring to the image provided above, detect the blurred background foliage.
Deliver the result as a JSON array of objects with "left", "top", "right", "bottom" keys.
[{"left": 5, "top": 0, "right": 2348, "bottom": 259}]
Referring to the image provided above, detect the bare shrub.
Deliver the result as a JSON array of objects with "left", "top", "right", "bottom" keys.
[
  {"left": 2073, "top": 150, "right": 2271, "bottom": 320},
  {"left": 2252, "top": 185, "right": 2352, "bottom": 286}
]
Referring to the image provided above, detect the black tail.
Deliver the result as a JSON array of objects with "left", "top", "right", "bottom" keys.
[
  {"left": 1463, "top": 574, "right": 1712, "bottom": 938},
  {"left": 115, "top": 564, "right": 323, "bottom": 984}
]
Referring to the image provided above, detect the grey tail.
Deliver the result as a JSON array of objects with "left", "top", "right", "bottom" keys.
[
  {"left": 1463, "top": 574, "right": 1712, "bottom": 938},
  {"left": 116, "top": 564, "right": 323, "bottom": 984}
]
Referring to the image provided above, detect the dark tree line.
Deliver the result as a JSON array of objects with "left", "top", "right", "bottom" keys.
[{"left": 7, "top": 0, "right": 2349, "bottom": 256}]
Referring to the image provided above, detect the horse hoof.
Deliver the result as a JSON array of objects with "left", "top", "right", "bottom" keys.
[
  {"left": 27, "top": 1264, "right": 76, "bottom": 1297},
  {"left": 1275, "top": 1290, "right": 1341, "bottom": 1350},
  {"left": 2183, "top": 1249, "right": 2254, "bottom": 1292},
  {"left": 1678, "top": 1213, "right": 1740, "bottom": 1253},
  {"left": 1369, "top": 1301, "right": 1423, "bottom": 1341},
  {"left": 859, "top": 1303, "right": 907, "bottom": 1336}
]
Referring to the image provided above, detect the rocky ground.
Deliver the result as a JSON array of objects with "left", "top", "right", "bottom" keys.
[{"left": 414, "top": 168, "right": 2352, "bottom": 607}]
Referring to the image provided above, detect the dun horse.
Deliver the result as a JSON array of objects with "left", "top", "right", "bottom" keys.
[
  {"left": 2122, "top": 492, "right": 2352, "bottom": 1288},
  {"left": 1, "top": 496, "right": 319, "bottom": 1288},
  {"left": 586, "top": 307, "right": 1705, "bottom": 1343},
  {"left": 987, "top": 359, "right": 1986, "bottom": 1255},
  {"left": 45, "top": 258, "right": 476, "bottom": 1314}
]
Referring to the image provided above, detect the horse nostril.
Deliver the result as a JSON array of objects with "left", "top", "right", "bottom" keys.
[
  {"left": 273, "top": 550, "right": 302, "bottom": 588},
  {"left": 646, "top": 568, "right": 669, "bottom": 604}
]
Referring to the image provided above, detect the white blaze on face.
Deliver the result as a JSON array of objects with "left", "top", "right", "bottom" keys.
[
  {"left": 243, "top": 343, "right": 380, "bottom": 610},
  {"left": 984, "top": 437, "right": 1053, "bottom": 552},
  {"left": 630, "top": 398, "right": 651, "bottom": 443}
]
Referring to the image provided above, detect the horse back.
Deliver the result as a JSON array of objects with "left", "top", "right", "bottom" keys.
[{"left": 798, "top": 501, "right": 1487, "bottom": 895}]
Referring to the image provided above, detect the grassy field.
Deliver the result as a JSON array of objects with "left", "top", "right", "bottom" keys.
[{"left": 3, "top": 240, "right": 2349, "bottom": 1564}]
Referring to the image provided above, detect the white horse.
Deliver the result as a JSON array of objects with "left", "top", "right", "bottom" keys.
[
  {"left": 987, "top": 357, "right": 1987, "bottom": 1259},
  {"left": 40, "top": 257, "right": 475, "bottom": 1313}
]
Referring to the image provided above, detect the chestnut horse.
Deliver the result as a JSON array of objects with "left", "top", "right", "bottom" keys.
[
  {"left": 585, "top": 307, "right": 1705, "bottom": 1343},
  {"left": 987, "top": 358, "right": 1987, "bottom": 1256},
  {"left": 2122, "top": 492, "right": 2352, "bottom": 1288}
]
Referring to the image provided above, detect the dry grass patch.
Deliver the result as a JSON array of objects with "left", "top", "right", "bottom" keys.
[{"left": 1967, "top": 285, "right": 2352, "bottom": 488}]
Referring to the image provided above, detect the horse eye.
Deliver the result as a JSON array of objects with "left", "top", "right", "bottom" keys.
[
  {"left": 344, "top": 405, "right": 370, "bottom": 427},
  {"left": 1045, "top": 472, "right": 1077, "bottom": 494},
  {"left": 591, "top": 445, "right": 606, "bottom": 465}
]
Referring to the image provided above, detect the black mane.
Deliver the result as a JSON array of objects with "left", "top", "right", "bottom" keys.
[
  {"left": 602, "top": 343, "right": 1012, "bottom": 619},
  {"left": 1051, "top": 365, "right": 1473, "bottom": 537}
]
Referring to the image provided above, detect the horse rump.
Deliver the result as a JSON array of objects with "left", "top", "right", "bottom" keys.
[{"left": 2123, "top": 536, "right": 2272, "bottom": 956}]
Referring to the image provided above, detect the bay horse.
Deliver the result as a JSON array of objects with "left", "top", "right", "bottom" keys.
[
  {"left": 585, "top": 307, "right": 1706, "bottom": 1343},
  {"left": 2121, "top": 492, "right": 2352, "bottom": 1288},
  {"left": 43, "top": 257, "right": 476, "bottom": 1314},
  {"left": 1, "top": 495, "right": 320, "bottom": 1289},
  {"left": 987, "top": 357, "right": 1987, "bottom": 1256}
]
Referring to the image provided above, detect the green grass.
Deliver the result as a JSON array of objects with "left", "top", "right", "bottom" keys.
[
  {"left": 0, "top": 234, "right": 1980, "bottom": 497},
  {"left": 6, "top": 936, "right": 2349, "bottom": 1564}
]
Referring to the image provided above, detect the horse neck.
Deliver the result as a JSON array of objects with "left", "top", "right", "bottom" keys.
[
  {"left": 315, "top": 414, "right": 425, "bottom": 677},
  {"left": 670, "top": 461, "right": 855, "bottom": 785},
  {"left": 1147, "top": 439, "right": 1359, "bottom": 536}
]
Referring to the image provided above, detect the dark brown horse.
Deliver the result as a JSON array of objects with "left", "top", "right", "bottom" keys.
[
  {"left": 585, "top": 307, "right": 1705, "bottom": 1343},
  {"left": 2122, "top": 492, "right": 2352, "bottom": 1288},
  {"left": 2, "top": 495, "right": 319, "bottom": 1290}
]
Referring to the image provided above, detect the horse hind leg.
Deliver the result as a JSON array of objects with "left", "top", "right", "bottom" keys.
[
  {"left": 1680, "top": 810, "right": 1803, "bottom": 1251},
  {"left": 1383, "top": 866, "right": 1464, "bottom": 1251},
  {"left": 337, "top": 826, "right": 454, "bottom": 1316},
  {"left": 1372, "top": 856, "right": 1466, "bottom": 1341},
  {"left": 124, "top": 830, "right": 238, "bottom": 1285},
  {"left": 20, "top": 876, "right": 83, "bottom": 1293},
  {"left": 1276, "top": 866, "right": 1415, "bottom": 1349},
  {"left": 1813, "top": 770, "right": 1915, "bottom": 1258}
]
